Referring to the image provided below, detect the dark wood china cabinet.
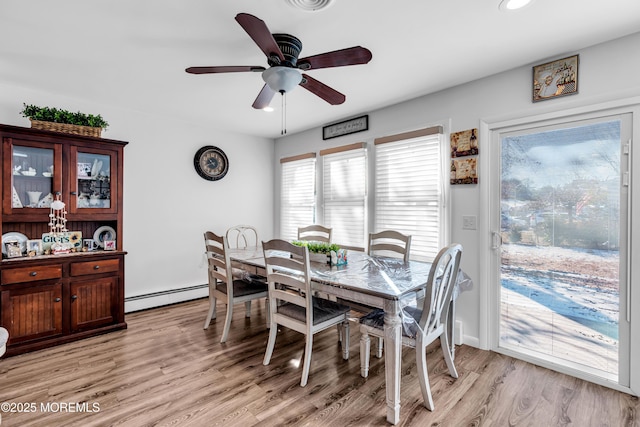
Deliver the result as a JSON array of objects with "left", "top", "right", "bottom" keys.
[{"left": 0, "top": 124, "right": 127, "bottom": 356}]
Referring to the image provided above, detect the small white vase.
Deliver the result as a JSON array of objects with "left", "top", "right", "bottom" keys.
[{"left": 26, "top": 191, "right": 42, "bottom": 207}]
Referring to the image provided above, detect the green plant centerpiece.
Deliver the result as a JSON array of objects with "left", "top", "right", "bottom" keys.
[
  {"left": 292, "top": 240, "right": 347, "bottom": 265},
  {"left": 20, "top": 103, "right": 109, "bottom": 137}
]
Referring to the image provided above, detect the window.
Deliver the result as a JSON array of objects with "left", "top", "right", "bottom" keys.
[
  {"left": 374, "top": 127, "right": 444, "bottom": 261},
  {"left": 280, "top": 153, "right": 316, "bottom": 242},
  {"left": 321, "top": 143, "right": 367, "bottom": 249},
  {"left": 278, "top": 125, "right": 446, "bottom": 260}
]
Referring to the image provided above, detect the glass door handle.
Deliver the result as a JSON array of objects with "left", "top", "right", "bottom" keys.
[{"left": 491, "top": 231, "right": 502, "bottom": 250}]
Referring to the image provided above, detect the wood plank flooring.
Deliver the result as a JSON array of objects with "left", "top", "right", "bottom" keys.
[{"left": 0, "top": 298, "right": 637, "bottom": 426}]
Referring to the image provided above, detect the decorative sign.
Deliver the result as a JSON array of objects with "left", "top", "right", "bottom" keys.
[
  {"left": 450, "top": 128, "right": 478, "bottom": 157},
  {"left": 42, "top": 231, "right": 82, "bottom": 251},
  {"left": 322, "top": 115, "right": 368, "bottom": 140},
  {"left": 450, "top": 158, "right": 478, "bottom": 185}
]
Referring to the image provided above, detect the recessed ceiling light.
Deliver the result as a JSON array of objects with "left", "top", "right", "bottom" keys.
[
  {"left": 499, "top": 0, "right": 533, "bottom": 11},
  {"left": 284, "top": 0, "right": 335, "bottom": 12}
]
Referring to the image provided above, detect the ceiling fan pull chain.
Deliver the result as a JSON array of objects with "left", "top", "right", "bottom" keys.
[{"left": 281, "top": 92, "right": 287, "bottom": 135}]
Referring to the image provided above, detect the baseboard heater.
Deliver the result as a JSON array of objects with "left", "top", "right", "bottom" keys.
[{"left": 125, "top": 284, "right": 208, "bottom": 313}]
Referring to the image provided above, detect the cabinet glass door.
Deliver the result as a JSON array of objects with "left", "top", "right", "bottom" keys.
[
  {"left": 69, "top": 147, "right": 117, "bottom": 213},
  {"left": 9, "top": 144, "right": 58, "bottom": 211}
]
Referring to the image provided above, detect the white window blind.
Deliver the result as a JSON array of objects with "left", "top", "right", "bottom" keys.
[
  {"left": 322, "top": 143, "right": 367, "bottom": 249},
  {"left": 280, "top": 154, "right": 316, "bottom": 242},
  {"left": 374, "top": 128, "right": 443, "bottom": 261}
]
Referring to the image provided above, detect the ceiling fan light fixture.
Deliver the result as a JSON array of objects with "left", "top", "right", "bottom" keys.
[
  {"left": 262, "top": 66, "right": 302, "bottom": 93},
  {"left": 284, "top": 0, "right": 334, "bottom": 12},
  {"left": 499, "top": 0, "right": 533, "bottom": 11}
]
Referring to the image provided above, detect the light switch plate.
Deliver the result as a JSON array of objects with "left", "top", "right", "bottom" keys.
[{"left": 462, "top": 215, "right": 477, "bottom": 230}]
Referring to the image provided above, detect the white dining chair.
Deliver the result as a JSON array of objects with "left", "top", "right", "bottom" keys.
[
  {"left": 359, "top": 243, "right": 463, "bottom": 411},
  {"left": 203, "top": 231, "right": 268, "bottom": 342},
  {"left": 262, "top": 239, "right": 350, "bottom": 387},
  {"left": 297, "top": 224, "right": 332, "bottom": 243},
  {"left": 368, "top": 230, "right": 412, "bottom": 262},
  {"left": 362, "top": 230, "right": 413, "bottom": 358},
  {"left": 226, "top": 225, "right": 260, "bottom": 248}
]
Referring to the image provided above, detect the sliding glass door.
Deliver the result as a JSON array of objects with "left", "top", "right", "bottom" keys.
[{"left": 493, "top": 112, "right": 631, "bottom": 385}]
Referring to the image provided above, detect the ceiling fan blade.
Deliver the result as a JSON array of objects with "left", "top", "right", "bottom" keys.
[
  {"left": 235, "top": 13, "right": 285, "bottom": 64},
  {"left": 252, "top": 84, "right": 277, "bottom": 109},
  {"left": 186, "top": 66, "right": 265, "bottom": 74},
  {"left": 299, "top": 74, "right": 345, "bottom": 105},
  {"left": 297, "top": 46, "right": 372, "bottom": 70}
]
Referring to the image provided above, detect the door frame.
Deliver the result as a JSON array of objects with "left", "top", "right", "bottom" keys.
[{"left": 479, "top": 97, "right": 640, "bottom": 395}]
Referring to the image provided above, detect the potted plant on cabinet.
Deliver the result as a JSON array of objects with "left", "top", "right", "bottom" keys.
[{"left": 20, "top": 103, "right": 109, "bottom": 137}]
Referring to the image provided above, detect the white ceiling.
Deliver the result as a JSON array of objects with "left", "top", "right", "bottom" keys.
[{"left": 2, "top": 0, "right": 640, "bottom": 139}]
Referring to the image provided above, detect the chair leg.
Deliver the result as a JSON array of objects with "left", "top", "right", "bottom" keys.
[
  {"left": 265, "top": 298, "right": 270, "bottom": 328},
  {"left": 263, "top": 321, "right": 278, "bottom": 366},
  {"left": 203, "top": 295, "right": 217, "bottom": 329},
  {"left": 376, "top": 337, "right": 384, "bottom": 358},
  {"left": 220, "top": 303, "right": 233, "bottom": 343},
  {"left": 416, "top": 338, "right": 435, "bottom": 411},
  {"left": 245, "top": 301, "right": 252, "bottom": 318},
  {"left": 342, "top": 321, "right": 350, "bottom": 360},
  {"left": 360, "top": 328, "right": 371, "bottom": 378},
  {"left": 300, "top": 334, "right": 313, "bottom": 387},
  {"left": 440, "top": 331, "right": 459, "bottom": 378}
]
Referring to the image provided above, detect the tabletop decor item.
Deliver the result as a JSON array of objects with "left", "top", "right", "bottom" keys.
[
  {"left": 292, "top": 240, "right": 346, "bottom": 265},
  {"left": 20, "top": 103, "right": 109, "bottom": 137}
]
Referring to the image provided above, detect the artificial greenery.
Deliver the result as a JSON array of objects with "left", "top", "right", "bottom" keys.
[
  {"left": 20, "top": 103, "right": 109, "bottom": 129},
  {"left": 292, "top": 240, "right": 341, "bottom": 254}
]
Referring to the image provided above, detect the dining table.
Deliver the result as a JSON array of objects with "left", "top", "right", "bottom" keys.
[{"left": 227, "top": 246, "right": 472, "bottom": 425}]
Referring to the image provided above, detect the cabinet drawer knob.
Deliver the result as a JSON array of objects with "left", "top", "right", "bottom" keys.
[
  {"left": 54, "top": 298, "right": 61, "bottom": 302},
  {"left": 94, "top": 265, "right": 100, "bottom": 270},
  {"left": 71, "top": 295, "right": 78, "bottom": 301},
  {"left": 29, "top": 271, "right": 37, "bottom": 277}
]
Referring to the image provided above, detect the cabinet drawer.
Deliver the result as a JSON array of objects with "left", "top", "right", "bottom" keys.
[
  {"left": 70, "top": 258, "right": 120, "bottom": 277},
  {"left": 1, "top": 265, "right": 63, "bottom": 284}
]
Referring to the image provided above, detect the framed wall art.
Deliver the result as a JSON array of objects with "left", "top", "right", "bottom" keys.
[
  {"left": 450, "top": 158, "right": 478, "bottom": 185},
  {"left": 532, "top": 54, "right": 578, "bottom": 102},
  {"left": 450, "top": 128, "right": 478, "bottom": 157},
  {"left": 322, "top": 115, "right": 368, "bottom": 140}
]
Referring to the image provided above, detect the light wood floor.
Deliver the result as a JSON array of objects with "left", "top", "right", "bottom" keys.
[{"left": 0, "top": 298, "right": 637, "bottom": 426}]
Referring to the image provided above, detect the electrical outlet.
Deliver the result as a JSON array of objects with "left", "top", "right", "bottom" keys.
[{"left": 462, "top": 215, "right": 477, "bottom": 230}]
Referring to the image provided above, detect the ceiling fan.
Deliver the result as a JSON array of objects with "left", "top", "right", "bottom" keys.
[{"left": 185, "top": 13, "right": 373, "bottom": 109}]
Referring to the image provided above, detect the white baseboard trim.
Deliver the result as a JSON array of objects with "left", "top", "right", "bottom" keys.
[{"left": 125, "top": 284, "right": 208, "bottom": 313}]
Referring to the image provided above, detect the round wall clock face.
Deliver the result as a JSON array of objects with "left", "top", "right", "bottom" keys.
[{"left": 194, "top": 146, "right": 229, "bottom": 181}]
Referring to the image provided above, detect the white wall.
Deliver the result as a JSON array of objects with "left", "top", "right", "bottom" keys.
[
  {"left": 274, "top": 32, "right": 640, "bottom": 346},
  {"left": 2, "top": 31, "right": 638, "bottom": 340},
  {"left": 0, "top": 85, "right": 275, "bottom": 311}
]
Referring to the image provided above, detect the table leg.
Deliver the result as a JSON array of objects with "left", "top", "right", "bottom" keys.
[{"left": 383, "top": 300, "right": 402, "bottom": 425}]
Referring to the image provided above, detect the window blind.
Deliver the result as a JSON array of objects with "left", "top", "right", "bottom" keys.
[
  {"left": 374, "top": 131, "right": 443, "bottom": 261},
  {"left": 280, "top": 155, "right": 316, "bottom": 242},
  {"left": 322, "top": 144, "right": 367, "bottom": 249}
]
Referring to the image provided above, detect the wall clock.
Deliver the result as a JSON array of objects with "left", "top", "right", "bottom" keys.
[{"left": 193, "top": 146, "right": 229, "bottom": 181}]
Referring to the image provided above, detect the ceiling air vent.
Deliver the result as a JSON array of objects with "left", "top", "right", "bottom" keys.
[{"left": 284, "top": 0, "right": 335, "bottom": 12}]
